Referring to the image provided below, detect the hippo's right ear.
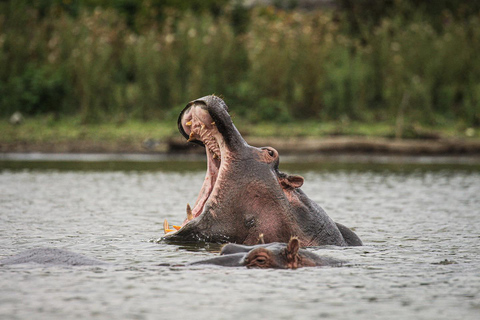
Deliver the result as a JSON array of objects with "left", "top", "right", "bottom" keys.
[
  {"left": 280, "top": 174, "right": 304, "bottom": 189},
  {"left": 286, "top": 237, "right": 300, "bottom": 269}
]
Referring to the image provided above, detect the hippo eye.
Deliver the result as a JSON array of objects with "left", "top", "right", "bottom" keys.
[
  {"left": 246, "top": 251, "right": 271, "bottom": 268},
  {"left": 255, "top": 257, "right": 266, "bottom": 265}
]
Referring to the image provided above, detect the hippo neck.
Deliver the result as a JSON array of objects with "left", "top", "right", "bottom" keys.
[{"left": 214, "top": 158, "right": 302, "bottom": 244}]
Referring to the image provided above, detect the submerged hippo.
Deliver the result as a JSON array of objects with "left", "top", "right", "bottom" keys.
[
  {"left": 192, "top": 238, "right": 343, "bottom": 269},
  {"left": 0, "top": 248, "right": 107, "bottom": 266},
  {"left": 1, "top": 239, "right": 342, "bottom": 270},
  {"left": 163, "top": 95, "right": 362, "bottom": 247}
]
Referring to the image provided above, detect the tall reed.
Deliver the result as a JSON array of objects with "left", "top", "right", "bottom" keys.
[{"left": 0, "top": 3, "right": 478, "bottom": 128}]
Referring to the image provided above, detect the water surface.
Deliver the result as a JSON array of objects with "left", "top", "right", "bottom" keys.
[{"left": 1, "top": 158, "right": 479, "bottom": 319}]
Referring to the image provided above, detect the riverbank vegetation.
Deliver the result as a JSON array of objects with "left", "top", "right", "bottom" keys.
[
  {"left": 1, "top": 115, "right": 476, "bottom": 147},
  {"left": 1, "top": 0, "right": 479, "bottom": 139}
]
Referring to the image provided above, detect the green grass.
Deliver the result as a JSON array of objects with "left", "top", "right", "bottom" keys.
[
  {"left": 1, "top": 116, "right": 478, "bottom": 148},
  {"left": 234, "top": 118, "right": 477, "bottom": 140},
  {"left": 1, "top": 116, "right": 177, "bottom": 144},
  {"left": 236, "top": 120, "right": 394, "bottom": 138}
]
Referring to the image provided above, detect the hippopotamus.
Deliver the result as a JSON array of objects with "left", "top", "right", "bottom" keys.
[
  {"left": 1, "top": 238, "right": 343, "bottom": 269},
  {"left": 0, "top": 248, "right": 107, "bottom": 266},
  {"left": 192, "top": 237, "right": 343, "bottom": 269},
  {"left": 163, "top": 95, "right": 362, "bottom": 247}
]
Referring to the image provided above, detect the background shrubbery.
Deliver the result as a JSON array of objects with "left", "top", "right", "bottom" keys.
[{"left": 0, "top": 0, "right": 479, "bottom": 129}]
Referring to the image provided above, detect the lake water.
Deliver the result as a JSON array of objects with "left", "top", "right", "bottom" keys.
[{"left": 1, "top": 156, "right": 479, "bottom": 320}]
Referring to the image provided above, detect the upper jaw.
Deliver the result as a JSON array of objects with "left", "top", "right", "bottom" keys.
[
  {"left": 178, "top": 96, "right": 226, "bottom": 147},
  {"left": 178, "top": 96, "right": 248, "bottom": 152},
  {"left": 180, "top": 105, "right": 223, "bottom": 159}
]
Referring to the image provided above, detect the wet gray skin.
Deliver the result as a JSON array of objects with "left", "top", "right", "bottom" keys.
[
  {"left": 0, "top": 248, "right": 108, "bottom": 266},
  {"left": 164, "top": 95, "right": 362, "bottom": 247},
  {"left": 191, "top": 238, "right": 344, "bottom": 269},
  {"left": 1, "top": 239, "right": 343, "bottom": 269}
]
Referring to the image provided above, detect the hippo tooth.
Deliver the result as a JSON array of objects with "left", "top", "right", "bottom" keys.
[
  {"left": 201, "top": 124, "right": 206, "bottom": 130},
  {"left": 211, "top": 121, "right": 215, "bottom": 125},
  {"left": 187, "top": 132, "right": 196, "bottom": 142},
  {"left": 186, "top": 121, "right": 192, "bottom": 126},
  {"left": 186, "top": 203, "right": 193, "bottom": 221},
  {"left": 163, "top": 219, "right": 175, "bottom": 234},
  {"left": 163, "top": 219, "right": 169, "bottom": 234},
  {"left": 258, "top": 233, "right": 265, "bottom": 244}
]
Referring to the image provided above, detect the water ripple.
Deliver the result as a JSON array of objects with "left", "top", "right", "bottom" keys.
[{"left": 1, "top": 165, "right": 479, "bottom": 319}]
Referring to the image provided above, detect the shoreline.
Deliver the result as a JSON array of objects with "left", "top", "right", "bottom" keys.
[
  {"left": 1, "top": 152, "right": 479, "bottom": 166},
  {"left": 2, "top": 136, "right": 480, "bottom": 156}
]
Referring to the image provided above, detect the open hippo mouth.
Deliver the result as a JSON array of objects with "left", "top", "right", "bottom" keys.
[
  {"left": 163, "top": 95, "right": 244, "bottom": 234},
  {"left": 177, "top": 99, "right": 226, "bottom": 225}
]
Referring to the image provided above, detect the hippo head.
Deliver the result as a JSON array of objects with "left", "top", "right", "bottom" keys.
[
  {"left": 163, "top": 95, "right": 362, "bottom": 247},
  {"left": 190, "top": 238, "right": 344, "bottom": 269}
]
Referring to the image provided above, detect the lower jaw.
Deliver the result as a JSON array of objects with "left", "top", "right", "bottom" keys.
[
  {"left": 179, "top": 149, "right": 221, "bottom": 227},
  {"left": 164, "top": 143, "right": 226, "bottom": 234}
]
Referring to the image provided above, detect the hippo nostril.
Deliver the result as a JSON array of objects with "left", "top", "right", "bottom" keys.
[
  {"left": 262, "top": 147, "right": 276, "bottom": 158},
  {"left": 244, "top": 216, "right": 256, "bottom": 229},
  {"left": 262, "top": 147, "right": 279, "bottom": 164}
]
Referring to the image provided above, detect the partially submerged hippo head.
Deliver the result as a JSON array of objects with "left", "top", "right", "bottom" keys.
[
  {"left": 164, "top": 95, "right": 362, "bottom": 247},
  {"left": 0, "top": 248, "right": 108, "bottom": 266},
  {"left": 191, "top": 238, "right": 343, "bottom": 269}
]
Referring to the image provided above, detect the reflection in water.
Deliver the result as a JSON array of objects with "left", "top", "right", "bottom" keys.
[{"left": 0, "top": 159, "right": 479, "bottom": 320}]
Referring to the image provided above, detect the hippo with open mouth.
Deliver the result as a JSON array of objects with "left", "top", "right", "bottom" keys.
[{"left": 163, "top": 95, "right": 362, "bottom": 247}]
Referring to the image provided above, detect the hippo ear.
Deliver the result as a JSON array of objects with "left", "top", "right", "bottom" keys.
[
  {"left": 280, "top": 174, "right": 304, "bottom": 189},
  {"left": 286, "top": 237, "right": 300, "bottom": 269}
]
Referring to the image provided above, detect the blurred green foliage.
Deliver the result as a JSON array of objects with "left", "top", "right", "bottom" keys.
[{"left": 0, "top": 0, "right": 479, "bottom": 131}]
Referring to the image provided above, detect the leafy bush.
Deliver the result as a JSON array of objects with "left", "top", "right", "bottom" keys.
[{"left": 0, "top": 1, "right": 479, "bottom": 129}]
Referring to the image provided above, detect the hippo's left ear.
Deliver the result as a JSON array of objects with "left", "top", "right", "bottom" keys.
[
  {"left": 286, "top": 237, "right": 300, "bottom": 269},
  {"left": 280, "top": 174, "right": 304, "bottom": 189}
]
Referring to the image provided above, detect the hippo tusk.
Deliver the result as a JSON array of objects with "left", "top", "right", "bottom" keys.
[
  {"left": 187, "top": 132, "right": 196, "bottom": 142},
  {"left": 258, "top": 233, "right": 265, "bottom": 244},
  {"left": 163, "top": 219, "right": 176, "bottom": 234},
  {"left": 186, "top": 121, "right": 192, "bottom": 126},
  {"left": 186, "top": 203, "right": 193, "bottom": 221}
]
